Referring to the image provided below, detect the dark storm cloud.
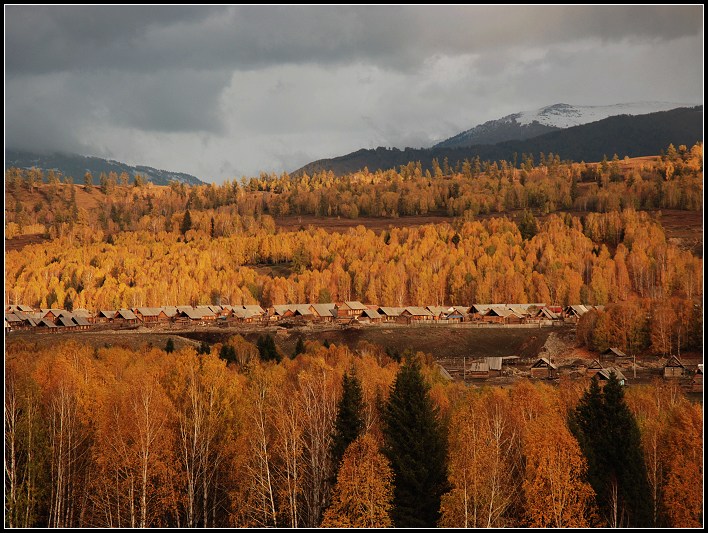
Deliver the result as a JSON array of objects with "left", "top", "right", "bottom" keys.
[
  {"left": 6, "top": 5, "right": 701, "bottom": 75},
  {"left": 5, "top": 6, "right": 703, "bottom": 179}
]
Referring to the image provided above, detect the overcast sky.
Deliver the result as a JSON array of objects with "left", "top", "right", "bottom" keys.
[{"left": 5, "top": 5, "right": 703, "bottom": 182}]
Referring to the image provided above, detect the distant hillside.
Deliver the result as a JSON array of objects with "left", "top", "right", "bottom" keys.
[
  {"left": 434, "top": 101, "right": 694, "bottom": 148},
  {"left": 295, "top": 106, "right": 703, "bottom": 176},
  {"left": 5, "top": 150, "right": 205, "bottom": 186}
]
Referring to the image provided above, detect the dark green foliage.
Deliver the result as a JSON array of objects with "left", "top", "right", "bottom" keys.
[
  {"left": 164, "top": 338, "right": 175, "bottom": 353},
  {"left": 331, "top": 370, "right": 365, "bottom": 470},
  {"left": 570, "top": 373, "right": 652, "bottom": 527},
  {"left": 256, "top": 334, "right": 281, "bottom": 363},
  {"left": 451, "top": 233, "right": 461, "bottom": 247},
  {"left": 180, "top": 209, "right": 193, "bottom": 236},
  {"left": 323, "top": 339, "right": 331, "bottom": 349},
  {"left": 197, "top": 341, "right": 211, "bottom": 355},
  {"left": 518, "top": 209, "right": 538, "bottom": 240},
  {"left": 382, "top": 356, "right": 448, "bottom": 527},
  {"left": 218, "top": 344, "right": 236, "bottom": 364},
  {"left": 294, "top": 337, "right": 305, "bottom": 358}
]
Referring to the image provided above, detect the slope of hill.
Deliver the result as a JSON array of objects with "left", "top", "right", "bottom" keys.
[
  {"left": 5, "top": 150, "right": 205, "bottom": 186},
  {"left": 434, "top": 101, "right": 696, "bottom": 148},
  {"left": 295, "top": 106, "right": 703, "bottom": 176}
]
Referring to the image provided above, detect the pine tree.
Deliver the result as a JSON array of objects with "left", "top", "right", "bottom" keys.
[
  {"left": 256, "top": 334, "right": 281, "bottom": 363},
  {"left": 181, "top": 209, "right": 193, "bottom": 236},
  {"left": 331, "top": 370, "right": 365, "bottom": 470},
  {"left": 382, "top": 356, "right": 448, "bottom": 527},
  {"left": 165, "top": 338, "right": 175, "bottom": 353},
  {"left": 570, "top": 373, "right": 651, "bottom": 527},
  {"left": 293, "top": 337, "right": 305, "bottom": 358}
]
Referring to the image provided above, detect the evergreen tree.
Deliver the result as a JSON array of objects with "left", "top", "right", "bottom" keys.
[
  {"left": 197, "top": 341, "right": 211, "bottom": 355},
  {"left": 219, "top": 344, "right": 236, "bottom": 364},
  {"left": 256, "top": 334, "right": 281, "bottom": 363},
  {"left": 84, "top": 171, "right": 93, "bottom": 190},
  {"left": 570, "top": 373, "right": 651, "bottom": 527},
  {"left": 331, "top": 370, "right": 365, "bottom": 470},
  {"left": 518, "top": 209, "right": 538, "bottom": 240},
  {"left": 181, "top": 209, "right": 193, "bottom": 236},
  {"left": 165, "top": 338, "right": 175, "bottom": 353},
  {"left": 382, "top": 356, "right": 448, "bottom": 527},
  {"left": 293, "top": 337, "right": 305, "bottom": 358}
]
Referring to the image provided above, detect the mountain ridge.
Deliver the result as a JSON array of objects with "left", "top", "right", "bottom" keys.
[
  {"left": 295, "top": 106, "right": 703, "bottom": 176},
  {"left": 5, "top": 150, "right": 205, "bottom": 186},
  {"left": 433, "top": 101, "right": 698, "bottom": 148}
]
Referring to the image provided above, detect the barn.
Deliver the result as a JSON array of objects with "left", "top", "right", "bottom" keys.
[
  {"left": 663, "top": 355, "right": 687, "bottom": 379},
  {"left": 530, "top": 357, "right": 557, "bottom": 379}
]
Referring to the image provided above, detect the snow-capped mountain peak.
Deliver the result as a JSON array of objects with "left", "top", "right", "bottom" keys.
[{"left": 434, "top": 101, "right": 697, "bottom": 148}]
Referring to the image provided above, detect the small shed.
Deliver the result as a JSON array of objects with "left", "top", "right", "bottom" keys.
[
  {"left": 358, "top": 309, "right": 383, "bottom": 323},
  {"left": 600, "top": 347, "right": 629, "bottom": 362},
  {"left": 663, "top": 355, "right": 687, "bottom": 379},
  {"left": 595, "top": 367, "right": 627, "bottom": 387},
  {"left": 585, "top": 359, "right": 604, "bottom": 378},
  {"left": 486, "top": 357, "right": 503, "bottom": 376},
  {"left": 97, "top": 310, "right": 117, "bottom": 323},
  {"left": 530, "top": 357, "right": 557, "bottom": 379}
]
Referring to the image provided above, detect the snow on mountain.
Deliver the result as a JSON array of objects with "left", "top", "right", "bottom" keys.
[
  {"left": 434, "top": 101, "right": 697, "bottom": 148},
  {"left": 513, "top": 102, "right": 696, "bottom": 128}
]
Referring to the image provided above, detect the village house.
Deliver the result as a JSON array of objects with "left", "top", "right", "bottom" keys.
[
  {"left": 72, "top": 308, "right": 95, "bottom": 323},
  {"left": 134, "top": 307, "right": 168, "bottom": 323},
  {"left": 335, "top": 301, "right": 368, "bottom": 319},
  {"left": 585, "top": 359, "right": 604, "bottom": 378},
  {"left": 96, "top": 310, "right": 116, "bottom": 323},
  {"left": 595, "top": 367, "right": 627, "bottom": 387},
  {"left": 663, "top": 355, "right": 687, "bottom": 379},
  {"left": 309, "top": 303, "right": 337, "bottom": 322},
  {"left": 358, "top": 309, "right": 383, "bottom": 324},
  {"left": 426, "top": 306, "right": 452, "bottom": 320},
  {"left": 113, "top": 309, "right": 139, "bottom": 325},
  {"left": 376, "top": 307, "right": 406, "bottom": 322},
  {"left": 600, "top": 347, "right": 630, "bottom": 362},
  {"left": 402, "top": 307, "right": 434, "bottom": 323},
  {"left": 481, "top": 307, "right": 523, "bottom": 325},
  {"left": 530, "top": 357, "right": 558, "bottom": 379}
]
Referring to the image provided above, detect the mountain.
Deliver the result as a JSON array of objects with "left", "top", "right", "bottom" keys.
[
  {"left": 295, "top": 106, "right": 703, "bottom": 176},
  {"left": 433, "top": 102, "right": 696, "bottom": 148},
  {"left": 5, "top": 150, "right": 205, "bottom": 186}
]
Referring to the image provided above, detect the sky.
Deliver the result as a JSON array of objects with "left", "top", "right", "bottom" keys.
[{"left": 5, "top": 5, "right": 703, "bottom": 182}]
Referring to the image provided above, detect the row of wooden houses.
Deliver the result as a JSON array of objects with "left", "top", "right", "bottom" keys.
[{"left": 0, "top": 301, "right": 632, "bottom": 332}]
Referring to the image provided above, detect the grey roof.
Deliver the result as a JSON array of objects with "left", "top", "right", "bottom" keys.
[
  {"left": 597, "top": 367, "right": 627, "bottom": 382},
  {"left": 233, "top": 309, "right": 259, "bottom": 319},
  {"left": 208, "top": 305, "right": 223, "bottom": 314},
  {"left": 72, "top": 308, "right": 93, "bottom": 318},
  {"left": 342, "top": 301, "right": 368, "bottom": 310},
  {"left": 99, "top": 310, "right": 116, "bottom": 318},
  {"left": 73, "top": 316, "right": 92, "bottom": 326},
  {"left": 5, "top": 313, "right": 24, "bottom": 323},
  {"left": 163, "top": 306, "right": 179, "bottom": 317},
  {"left": 404, "top": 307, "right": 433, "bottom": 316},
  {"left": 38, "top": 318, "right": 57, "bottom": 328},
  {"left": 602, "top": 347, "right": 628, "bottom": 358},
  {"left": 180, "top": 307, "right": 215, "bottom": 319},
  {"left": 361, "top": 309, "right": 382, "bottom": 319},
  {"left": 587, "top": 359, "right": 603, "bottom": 370},
  {"left": 57, "top": 316, "right": 75, "bottom": 327},
  {"left": 292, "top": 304, "right": 314, "bottom": 316},
  {"left": 243, "top": 304, "right": 265, "bottom": 315},
  {"left": 7, "top": 304, "right": 34, "bottom": 313},
  {"left": 272, "top": 305, "right": 293, "bottom": 315},
  {"left": 531, "top": 357, "right": 558, "bottom": 370},
  {"left": 135, "top": 307, "right": 164, "bottom": 317},
  {"left": 310, "top": 303, "right": 336, "bottom": 317},
  {"left": 377, "top": 307, "right": 406, "bottom": 317},
  {"left": 451, "top": 306, "right": 471, "bottom": 314},
  {"left": 40, "top": 308, "right": 64, "bottom": 317},
  {"left": 664, "top": 355, "right": 686, "bottom": 369},
  {"left": 116, "top": 309, "right": 138, "bottom": 320},
  {"left": 426, "top": 306, "right": 452, "bottom": 316}
]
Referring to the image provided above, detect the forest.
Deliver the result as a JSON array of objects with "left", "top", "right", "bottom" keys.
[{"left": 5, "top": 338, "right": 702, "bottom": 528}]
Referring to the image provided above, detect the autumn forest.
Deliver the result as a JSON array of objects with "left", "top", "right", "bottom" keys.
[{"left": 4, "top": 144, "right": 704, "bottom": 528}]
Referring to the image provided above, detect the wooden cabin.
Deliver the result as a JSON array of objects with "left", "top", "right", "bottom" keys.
[
  {"left": 402, "top": 307, "right": 434, "bottom": 322},
  {"left": 595, "top": 367, "right": 627, "bottom": 387},
  {"left": 530, "top": 357, "right": 558, "bottom": 379},
  {"left": 377, "top": 307, "right": 406, "bottom": 322},
  {"left": 96, "top": 310, "right": 116, "bottom": 323},
  {"left": 114, "top": 309, "right": 139, "bottom": 325},
  {"left": 134, "top": 307, "right": 168, "bottom": 323},
  {"left": 585, "top": 359, "right": 604, "bottom": 378},
  {"left": 663, "top": 355, "right": 687, "bottom": 379},
  {"left": 309, "top": 303, "right": 337, "bottom": 322},
  {"left": 600, "top": 347, "right": 629, "bottom": 362},
  {"left": 335, "top": 301, "right": 368, "bottom": 319},
  {"left": 358, "top": 309, "right": 383, "bottom": 323}
]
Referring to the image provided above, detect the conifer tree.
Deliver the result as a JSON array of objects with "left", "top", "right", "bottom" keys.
[
  {"left": 165, "top": 337, "right": 175, "bottom": 353},
  {"left": 331, "top": 370, "right": 365, "bottom": 470},
  {"left": 293, "top": 337, "right": 305, "bottom": 358},
  {"left": 570, "top": 373, "right": 651, "bottom": 527},
  {"left": 181, "top": 209, "right": 193, "bottom": 236},
  {"left": 382, "top": 356, "right": 448, "bottom": 527},
  {"left": 256, "top": 334, "right": 280, "bottom": 363}
]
